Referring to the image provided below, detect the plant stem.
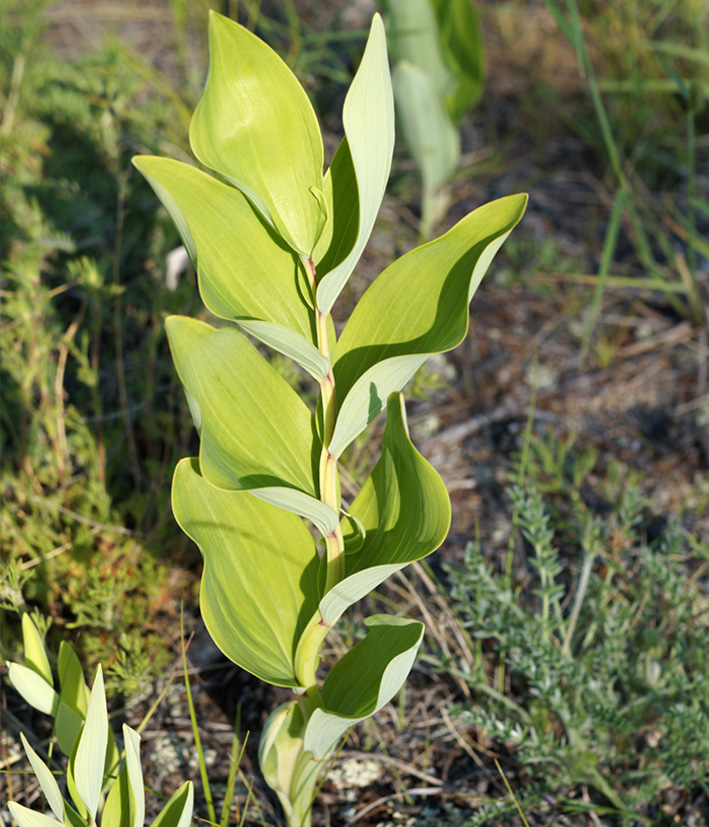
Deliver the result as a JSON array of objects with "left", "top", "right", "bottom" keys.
[{"left": 302, "top": 256, "right": 346, "bottom": 593}]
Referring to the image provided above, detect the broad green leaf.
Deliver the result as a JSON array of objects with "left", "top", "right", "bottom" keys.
[
  {"left": 132, "top": 157, "right": 315, "bottom": 344},
  {"left": 74, "top": 666, "right": 108, "bottom": 821},
  {"left": 383, "top": 0, "right": 454, "bottom": 102},
  {"left": 250, "top": 488, "right": 339, "bottom": 537},
  {"left": 53, "top": 701, "right": 84, "bottom": 756},
  {"left": 329, "top": 194, "right": 527, "bottom": 456},
  {"left": 190, "top": 12, "right": 325, "bottom": 255},
  {"left": 430, "top": 0, "right": 485, "bottom": 121},
  {"left": 166, "top": 317, "right": 318, "bottom": 496},
  {"left": 6, "top": 804, "right": 58, "bottom": 827},
  {"left": 258, "top": 701, "right": 321, "bottom": 827},
  {"left": 173, "top": 459, "right": 320, "bottom": 688},
  {"left": 315, "top": 14, "right": 395, "bottom": 314},
  {"left": 58, "top": 642, "right": 88, "bottom": 716},
  {"left": 19, "top": 733, "right": 64, "bottom": 821},
  {"left": 123, "top": 726, "right": 145, "bottom": 827},
  {"left": 304, "top": 616, "right": 424, "bottom": 758},
  {"left": 21, "top": 614, "right": 53, "bottom": 687},
  {"left": 392, "top": 60, "right": 460, "bottom": 195},
  {"left": 7, "top": 662, "right": 58, "bottom": 716},
  {"left": 320, "top": 394, "right": 449, "bottom": 626},
  {"left": 151, "top": 781, "right": 194, "bottom": 827}
]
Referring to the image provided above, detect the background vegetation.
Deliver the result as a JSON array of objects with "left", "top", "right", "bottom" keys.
[{"left": 2, "top": 0, "right": 708, "bottom": 825}]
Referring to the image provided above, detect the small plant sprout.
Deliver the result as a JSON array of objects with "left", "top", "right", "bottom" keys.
[
  {"left": 6, "top": 615, "right": 194, "bottom": 827},
  {"left": 133, "top": 11, "right": 525, "bottom": 826}
]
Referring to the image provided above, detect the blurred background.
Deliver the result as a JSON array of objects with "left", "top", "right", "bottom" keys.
[{"left": 1, "top": 1, "right": 708, "bottom": 824}]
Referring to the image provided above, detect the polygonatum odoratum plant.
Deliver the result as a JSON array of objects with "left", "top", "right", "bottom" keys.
[{"left": 133, "top": 12, "right": 526, "bottom": 827}]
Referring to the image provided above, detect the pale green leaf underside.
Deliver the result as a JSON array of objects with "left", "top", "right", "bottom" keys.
[
  {"left": 172, "top": 459, "right": 319, "bottom": 688},
  {"left": 250, "top": 488, "right": 339, "bottom": 537},
  {"left": 21, "top": 614, "right": 53, "bottom": 687},
  {"left": 315, "top": 13, "right": 395, "bottom": 314},
  {"left": 132, "top": 156, "right": 313, "bottom": 342},
  {"left": 20, "top": 734, "right": 64, "bottom": 821},
  {"left": 304, "top": 616, "right": 424, "bottom": 758},
  {"left": 123, "top": 726, "right": 145, "bottom": 827},
  {"left": 237, "top": 319, "right": 329, "bottom": 381},
  {"left": 166, "top": 316, "right": 318, "bottom": 496},
  {"left": 393, "top": 60, "right": 460, "bottom": 193},
  {"left": 383, "top": 0, "right": 454, "bottom": 102},
  {"left": 321, "top": 394, "right": 449, "bottom": 625},
  {"left": 74, "top": 666, "right": 108, "bottom": 821},
  {"left": 331, "top": 194, "right": 528, "bottom": 454},
  {"left": 8, "top": 662, "right": 58, "bottom": 715},
  {"left": 190, "top": 12, "right": 324, "bottom": 255},
  {"left": 7, "top": 804, "right": 59, "bottom": 827},
  {"left": 150, "top": 781, "right": 194, "bottom": 827}
]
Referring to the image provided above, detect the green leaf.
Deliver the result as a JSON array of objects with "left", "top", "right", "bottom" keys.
[
  {"left": 383, "top": 0, "right": 455, "bottom": 104},
  {"left": 53, "top": 701, "right": 84, "bottom": 756},
  {"left": 392, "top": 60, "right": 460, "bottom": 194},
  {"left": 123, "top": 726, "right": 145, "bottom": 827},
  {"left": 236, "top": 320, "right": 329, "bottom": 381},
  {"left": 258, "top": 702, "right": 322, "bottom": 827},
  {"left": 430, "top": 0, "right": 485, "bottom": 121},
  {"left": 150, "top": 781, "right": 194, "bottom": 827},
  {"left": 7, "top": 662, "right": 59, "bottom": 716},
  {"left": 172, "top": 459, "right": 320, "bottom": 688},
  {"left": 132, "top": 157, "right": 315, "bottom": 347},
  {"left": 250, "top": 488, "right": 339, "bottom": 537},
  {"left": 190, "top": 12, "right": 324, "bottom": 255},
  {"left": 6, "top": 803, "right": 59, "bottom": 827},
  {"left": 58, "top": 642, "right": 89, "bottom": 716},
  {"left": 329, "top": 193, "right": 527, "bottom": 456},
  {"left": 21, "top": 614, "right": 53, "bottom": 687},
  {"left": 74, "top": 666, "right": 108, "bottom": 821},
  {"left": 320, "top": 394, "right": 449, "bottom": 626},
  {"left": 101, "top": 765, "right": 131, "bottom": 827},
  {"left": 166, "top": 316, "right": 318, "bottom": 496},
  {"left": 304, "top": 616, "right": 424, "bottom": 759},
  {"left": 315, "top": 14, "right": 395, "bottom": 314},
  {"left": 19, "top": 733, "right": 64, "bottom": 821}
]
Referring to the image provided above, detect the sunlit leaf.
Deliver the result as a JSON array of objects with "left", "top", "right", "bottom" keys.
[
  {"left": 166, "top": 316, "right": 318, "bottom": 496},
  {"left": 190, "top": 12, "right": 325, "bottom": 255},
  {"left": 74, "top": 666, "right": 108, "bottom": 821},
  {"left": 21, "top": 614, "right": 53, "bottom": 687},
  {"left": 304, "top": 616, "right": 424, "bottom": 758},
  {"left": 19, "top": 734, "right": 64, "bottom": 821},
  {"left": 172, "top": 459, "right": 320, "bottom": 688},
  {"left": 315, "top": 14, "right": 395, "bottom": 314},
  {"left": 319, "top": 394, "right": 450, "bottom": 626},
  {"left": 6, "top": 803, "right": 58, "bottom": 827},
  {"left": 329, "top": 194, "right": 527, "bottom": 456},
  {"left": 150, "top": 781, "right": 194, "bottom": 827},
  {"left": 7, "top": 662, "right": 58, "bottom": 716},
  {"left": 132, "top": 157, "right": 315, "bottom": 347}
]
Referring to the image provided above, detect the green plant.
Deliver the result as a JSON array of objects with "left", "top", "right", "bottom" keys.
[
  {"left": 382, "top": 0, "right": 485, "bottom": 238},
  {"left": 0, "top": 0, "right": 200, "bottom": 689},
  {"left": 438, "top": 455, "right": 709, "bottom": 823},
  {"left": 540, "top": 0, "right": 709, "bottom": 339},
  {"left": 133, "top": 11, "right": 525, "bottom": 826},
  {"left": 5, "top": 615, "right": 195, "bottom": 827}
]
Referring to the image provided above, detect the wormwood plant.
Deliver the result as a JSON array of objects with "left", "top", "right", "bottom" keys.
[{"left": 133, "top": 12, "right": 525, "bottom": 826}]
